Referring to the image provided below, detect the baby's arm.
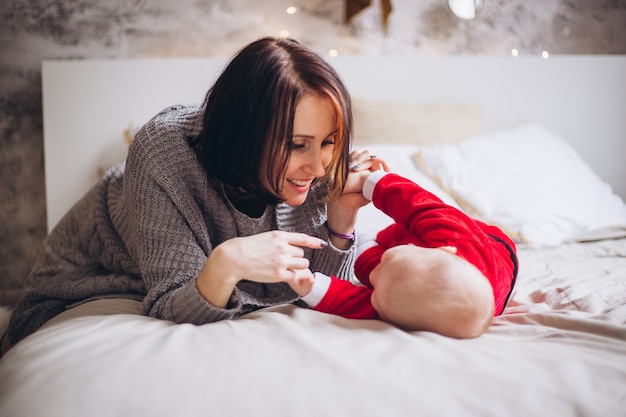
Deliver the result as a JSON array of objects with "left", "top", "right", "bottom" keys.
[
  {"left": 368, "top": 172, "right": 495, "bottom": 253},
  {"left": 288, "top": 271, "right": 378, "bottom": 320}
]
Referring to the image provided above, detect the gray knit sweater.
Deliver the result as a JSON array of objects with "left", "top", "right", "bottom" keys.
[{"left": 8, "top": 104, "right": 356, "bottom": 346}]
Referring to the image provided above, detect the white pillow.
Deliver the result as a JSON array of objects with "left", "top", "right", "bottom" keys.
[
  {"left": 413, "top": 123, "right": 626, "bottom": 247},
  {"left": 355, "top": 143, "right": 462, "bottom": 240}
]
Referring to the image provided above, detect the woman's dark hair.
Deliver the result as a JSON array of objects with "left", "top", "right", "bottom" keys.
[{"left": 192, "top": 36, "right": 352, "bottom": 204}]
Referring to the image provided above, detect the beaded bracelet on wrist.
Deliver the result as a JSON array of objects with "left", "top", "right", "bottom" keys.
[{"left": 325, "top": 222, "right": 355, "bottom": 241}]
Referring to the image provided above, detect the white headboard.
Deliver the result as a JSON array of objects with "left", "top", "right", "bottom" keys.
[{"left": 42, "top": 55, "right": 626, "bottom": 232}]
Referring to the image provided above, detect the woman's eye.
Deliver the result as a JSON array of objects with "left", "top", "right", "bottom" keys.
[{"left": 290, "top": 142, "right": 306, "bottom": 150}]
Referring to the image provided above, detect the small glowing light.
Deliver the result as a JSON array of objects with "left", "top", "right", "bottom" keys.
[
  {"left": 328, "top": 49, "right": 338, "bottom": 57},
  {"left": 541, "top": 50, "right": 550, "bottom": 59},
  {"left": 511, "top": 48, "right": 519, "bottom": 57},
  {"left": 286, "top": 6, "right": 297, "bottom": 14},
  {"left": 448, "top": 0, "right": 479, "bottom": 20},
  {"left": 279, "top": 30, "right": 290, "bottom": 37}
]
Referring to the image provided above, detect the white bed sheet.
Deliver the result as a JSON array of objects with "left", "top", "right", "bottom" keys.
[{"left": 1, "top": 233, "right": 625, "bottom": 417}]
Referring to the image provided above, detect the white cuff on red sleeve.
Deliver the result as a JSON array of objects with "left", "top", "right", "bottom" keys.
[
  {"left": 300, "top": 272, "right": 332, "bottom": 307},
  {"left": 356, "top": 229, "right": 378, "bottom": 258},
  {"left": 362, "top": 170, "right": 389, "bottom": 201}
]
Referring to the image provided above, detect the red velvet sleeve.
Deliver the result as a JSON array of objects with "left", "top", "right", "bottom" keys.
[
  {"left": 313, "top": 277, "right": 378, "bottom": 320},
  {"left": 353, "top": 245, "right": 385, "bottom": 288}
]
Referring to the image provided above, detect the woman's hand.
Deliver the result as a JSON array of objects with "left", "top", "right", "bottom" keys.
[
  {"left": 348, "top": 147, "right": 390, "bottom": 173},
  {"left": 343, "top": 169, "right": 371, "bottom": 194},
  {"left": 196, "top": 231, "right": 327, "bottom": 307}
]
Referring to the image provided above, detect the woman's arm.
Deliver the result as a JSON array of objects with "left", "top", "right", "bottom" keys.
[{"left": 325, "top": 149, "right": 389, "bottom": 250}]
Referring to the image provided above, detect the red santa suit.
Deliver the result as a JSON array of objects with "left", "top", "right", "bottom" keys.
[{"left": 301, "top": 171, "right": 518, "bottom": 319}]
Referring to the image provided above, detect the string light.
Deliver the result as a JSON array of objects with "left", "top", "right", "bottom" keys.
[
  {"left": 328, "top": 49, "right": 338, "bottom": 57},
  {"left": 282, "top": 6, "right": 296, "bottom": 38},
  {"left": 541, "top": 50, "right": 550, "bottom": 59},
  {"left": 511, "top": 48, "right": 519, "bottom": 57}
]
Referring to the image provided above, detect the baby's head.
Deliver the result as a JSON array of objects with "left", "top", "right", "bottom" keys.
[{"left": 369, "top": 245, "right": 495, "bottom": 338}]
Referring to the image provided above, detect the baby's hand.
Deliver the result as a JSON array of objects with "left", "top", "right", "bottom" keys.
[{"left": 286, "top": 268, "right": 315, "bottom": 297}]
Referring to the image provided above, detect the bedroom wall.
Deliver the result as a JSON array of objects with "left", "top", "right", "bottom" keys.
[{"left": 1, "top": 0, "right": 625, "bottom": 291}]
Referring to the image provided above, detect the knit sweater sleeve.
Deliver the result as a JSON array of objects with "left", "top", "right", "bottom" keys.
[{"left": 121, "top": 105, "right": 242, "bottom": 324}]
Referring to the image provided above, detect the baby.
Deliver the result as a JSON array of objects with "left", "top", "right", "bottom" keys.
[{"left": 289, "top": 170, "right": 518, "bottom": 339}]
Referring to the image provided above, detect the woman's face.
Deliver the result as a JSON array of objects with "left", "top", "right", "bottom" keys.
[{"left": 280, "top": 93, "right": 337, "bottom": 206}]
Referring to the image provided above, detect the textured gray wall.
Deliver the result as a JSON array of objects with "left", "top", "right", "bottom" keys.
[{"left": 1, "top": 0, "right": 625, "bottom": 290}]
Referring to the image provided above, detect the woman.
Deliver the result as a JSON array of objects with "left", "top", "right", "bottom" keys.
[{"left": 2, "top": 37, "right": 377, "bottom": 353}]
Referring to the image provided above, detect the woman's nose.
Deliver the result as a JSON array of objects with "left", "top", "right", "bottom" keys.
[{"left": 307, "top": 149, "right": 327, "bottom": 177}]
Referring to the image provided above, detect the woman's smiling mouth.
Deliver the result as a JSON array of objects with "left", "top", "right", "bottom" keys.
[{"left": 287, "top": 178, "right": 314, "bottom": 189}]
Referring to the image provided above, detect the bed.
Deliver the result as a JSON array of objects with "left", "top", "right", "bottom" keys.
[{"left": 1, "top": 55, "right": 626, "bottom": 417}]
